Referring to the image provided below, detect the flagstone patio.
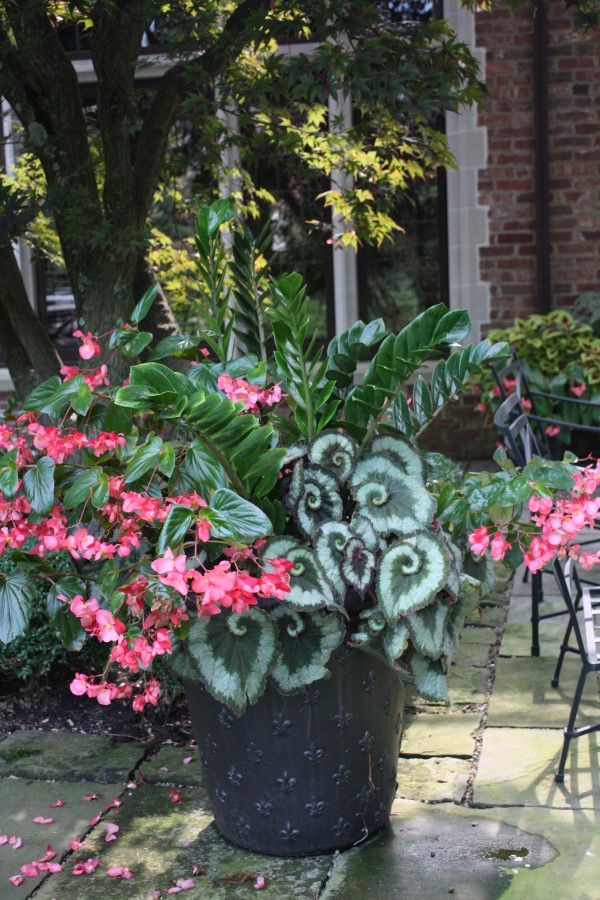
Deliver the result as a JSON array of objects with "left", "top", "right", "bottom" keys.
[{"left": 1, "top": 565, "right": 599, "bottom": 899}]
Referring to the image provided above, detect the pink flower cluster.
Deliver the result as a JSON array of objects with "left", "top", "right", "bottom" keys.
[
  {"left": 468, "top": 461, "right": 600, "bottom": 573},
  {"left": 150, "top": 548, "right": 294, "bottom": 615},
  {"left": 217, "top": 374, "right": 285, "bottom": 415},
  {"left": 22, "top": 417, "right": 126, "bottom": 463},
  {"left": 61, "top": 363, "right": 110, "bottom": 389}
]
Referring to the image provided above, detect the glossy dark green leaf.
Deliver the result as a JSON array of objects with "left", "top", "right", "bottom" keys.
[
  {"left": 130, "top": 283, "right": 158, "bottom": 324},
  {"left": 22, "top": 456, "right": 55, "bottom": 514}
]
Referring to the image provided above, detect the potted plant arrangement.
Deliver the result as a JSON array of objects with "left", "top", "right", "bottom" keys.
[{"left": 0, "top": 201, "right": 597, "bottom": 858}]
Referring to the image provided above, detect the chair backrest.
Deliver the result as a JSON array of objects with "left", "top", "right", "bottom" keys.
[
  {"left": 492, "top": 350, "right": 600, "bottom": 460},
  {"left": 493, "top": 392, "right": 545, "bottom": 467}
]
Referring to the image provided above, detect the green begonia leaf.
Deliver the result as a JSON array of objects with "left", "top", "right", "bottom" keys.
[
  {"left": 0, "top": 573, "right": 35, "bottom": 644},
  {"left": 350, "top": 456, "right": 435, "bottom": 536},
  {"left": 269, "top": 607, "right": 344, "bottom": 694},
  {"left": 377, "top": 533, "right": 449, "bottom": 622},
  {"left": 410, "top": 653, "right": 450, "bottom": 704},
  {"left": 185, "top": 609, "right": 277, "bottom": 715},
  {"left": 22, "top": 456, "right": 55, "bottom": 515}
]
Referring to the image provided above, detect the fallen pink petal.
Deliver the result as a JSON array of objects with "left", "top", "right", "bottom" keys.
[
  {"left": 32, "top": 817, "right": 54, "bottom": 825},
  {"left": 20, "top": 863, "right": 39, "bottom": 877},
  {"left": 169, "top": 788, "right": 183, "bottom": 803},
  {"left": 49, "top": 799, "right": 65, "bottom": 808},
  {"left": 72, "top": 858, "right": 100, "bottom": 875},
  {"left": 0, "top": 835, "right": 7, "bottom": 845},
  {"left": 90, "top": 815, "right": 101, "bottom": 826},
  {"left": 8, "top": 875, "right": 24, "bottom": 886},
  {"left": 69, "top": 839, "right": 81, "bottom": 852},
  {"left": 182, "top": 757, "right": 193, "bottom": 765},
  {"left": 105, "top": 798, "right": 121, "bottom": 810},
  {"left": 254, "top": 875, "right": 266, "bottom": 890},
  {"left": 9, "top": 837, "right": 22, "bottom": 850},
  {"left": 107, "top": 865, "right": 133, "bottom": 878},
  {"left": 105, "top": 823, "right": 119, "bottom": 842},
  {"left": 168, "top": 878, "right": 195, "bottom": 893},
  {"left": 39, "top": 845, "right": 57, "bottom": 862},
  {"left": 148, "top": 892, "right": 163, "bottom": 899},
  {"left": 83, "top": 794, "right": 101, "bottom": 801}
]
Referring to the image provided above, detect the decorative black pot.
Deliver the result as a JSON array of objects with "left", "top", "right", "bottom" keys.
[{"left": 185, "top": 646, "right": 405, "bottom": 857}]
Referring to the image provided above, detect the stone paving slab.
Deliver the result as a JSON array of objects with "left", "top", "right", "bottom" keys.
[
  {"left": 396, "top": 756, "right": 470, "bottom": 803},
  {"left": 0, "top": 732, "right": 146, "bottom": 783},
  {"left": 500, "top": 620, "right": 566, "bottom": 658},
  {"left": 459, "top": 626, "right": 498, "bottom": 645},
  {"left": 140, "top": 746, "right": 202, "bottom": 787},
  {"left": 486, "top": 656, "right": 600, "bottom": 728},
  {"left": 34, "top": 783, "right": 333, "bottom": 899},
  {"left": 473, "top": 727, "right": 600, "bottom": 809},
  {"left": 407, "top": 665, "right": 488, "bottom": 710},
  {"left": 0, "top": 778, "right": 122, "bottom": 894},
  {"left": 324, "top": 800, "right": 565, "bottom": 900},
  {"left": 466, "top": 605, "right": 505, "bottom": 628},
  {"left": 454, "top": 641, "right": 491, "bottom": 667},
  {"left": 400, "top": 713, "right": 480, "bottom": 758}
]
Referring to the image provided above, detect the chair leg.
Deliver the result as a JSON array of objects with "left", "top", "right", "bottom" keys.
[
  {"left": 551, "top": 615, "right": 574, "bottom": 688},
  {"left": 531, "top": 571, "right": 542, "bottom": 657},
  {"left": 555, "top": 665, "right": 589, "bottom": 783}
]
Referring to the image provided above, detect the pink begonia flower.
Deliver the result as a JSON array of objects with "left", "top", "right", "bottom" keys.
[
  {"left": 105, "top": 823, "right": 119, "bottom": 842},
  {"left": 72, "top": 858, "right": 100, "bottom": 875},
  {"left": 8, "top": 875, "right": 24, "bottom": 886},
  {"left": 571, "top": 382, "right": 587, "bottom": 397},
  {"left": 73, "top": 329, "right": 101, "bottom": 360},
  {"left": 467, "top": 526, "right": 490, "bottom": 556},
  {"left": 151, "top": 548, "right": 189, "bottom": 596},
  {"left": 94, "top": 609, "right": 126, "bottom": 643},
  {"left": 545, "top": 425, "right": 561, "bottom": 437},
  {"left": 254, "top": 875, "right": 266, "bottom": 890},
  {"left": 32, "top": 817, "right": 54, "bottom": 825},
  {"left": 107, "top": 866, "right": 133, "bottom": 878},
  {"left": 49, "top": 799, "right": 65, "bottom": 808}
]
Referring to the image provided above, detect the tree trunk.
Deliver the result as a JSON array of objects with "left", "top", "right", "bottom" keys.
[{"left": 0, "top": 245, "right": 62, "bottom": 399}]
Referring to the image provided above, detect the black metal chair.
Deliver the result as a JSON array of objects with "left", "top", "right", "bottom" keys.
[
  {"left": 493, "top": 393, "right": 572, "bottom": 656},
  {"left": 491, "top": 351, "right": 600, "bottom": 461},
  {"left": 551, "top": 559, "right": 600, "bottom": 783}
]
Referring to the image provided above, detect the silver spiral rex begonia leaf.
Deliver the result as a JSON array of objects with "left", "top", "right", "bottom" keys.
[
  {"left": 307, "top": 431, "right": 359, "bottom": 484},
  {"left": 407, "top": 600, "right": 450, "bottom": 659},
  {"left": 293, "top": 465, "right": 343, "bottom": 538},
  {"left": 376, "top": 533, "right": 449, "bottom": 622},
  {"left": 370, "top": 434, "right": 426, "bottom": 480},
  {"left": 263, "top": 536, "right": 336, "bottom": 611},
  {"left": 349, "top": 455, "right": 435, "bottom": 536},
  {"left": 269, "top": 606, "right": 344, "bottom": 694},
  {"left": 409, "top": 652, "right": 450, "bottom": 704}
]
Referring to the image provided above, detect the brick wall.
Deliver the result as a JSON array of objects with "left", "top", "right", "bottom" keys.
[{"left": 474, "top": 3, "right": 600, "bottom": 329}]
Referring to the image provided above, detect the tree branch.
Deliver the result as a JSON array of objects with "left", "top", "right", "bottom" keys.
[
  {"left": 0, "top": 243, "right": 62, "bottom": 399},
  {"left": 132, "top": 0, "right": 273, "bottom": 224}
]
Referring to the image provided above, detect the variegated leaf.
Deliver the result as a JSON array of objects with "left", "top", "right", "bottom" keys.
[
  {"left": 265, "top": 540, "right": 336, "bottom": 611},
  {"left": 341, "top": 536, "right": 376, "bottom": 593},
  {"left": 370, "top": 434, "right": 426, "bottom": 480},
  {"left": 185, "top": 609, "right": 277, "bottom": 715},
  {"left": 350, "top": 513, "right": 380, "bottom": 551},
  {"left": 407, "top": 600, "right": 450, "bottom": 659},
  {"left": 287, "top": 460, "right": 305, "bottom": 509},
  {"left": 383, "top": 620, "right": 410, "bottom": 669},
  {"left": 314, "top": 522, "right": 352, "bottom": 598},
  {"left": 350, "top": 456, "right": 435, "bottom": 536},
  {"left": 377, "top": 533, "right": 449, "bottom": 623},
  {"left": 308, "top": 431, "right": 359, "bottom": 484},
  {"left": 294, "top": 465, "right": 343, "bottom": 538},
  {"left": 410, "top": 652, "right": 450, "bottom": 704},
  {"left": 269, "top": 607, "right": 344, "bottom": 694}
]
